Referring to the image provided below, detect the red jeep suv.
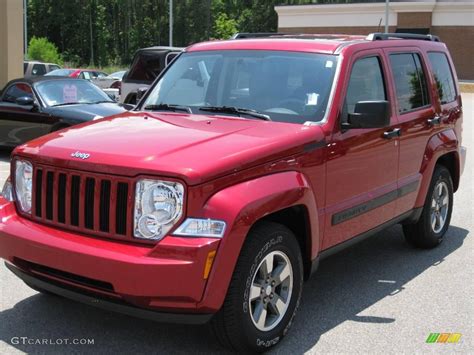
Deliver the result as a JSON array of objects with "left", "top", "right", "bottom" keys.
[{"left": 0, "top": 33, "right": 466, "bottom": 352}]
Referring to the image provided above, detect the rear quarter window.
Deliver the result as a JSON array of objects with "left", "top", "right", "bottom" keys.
[
  {"left": 428, "top": 52, "right": 457, "bottom": 104},
  {"left": 32, "top": 64, "right": 47, "bottom": 76}
]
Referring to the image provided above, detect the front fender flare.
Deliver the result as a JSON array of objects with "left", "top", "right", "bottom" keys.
[{"left": 197, "top": 171, "right": 319, "bottom": 311}]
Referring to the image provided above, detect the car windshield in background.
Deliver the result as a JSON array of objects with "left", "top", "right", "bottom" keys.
[
  {"left": 45, "top": 69, "right": 75, "bottom": 76},
  {"left": 143, "top": 50, "right": 338, "bottom": 124},
  {"left": 35, "top": 79, "right": 113, "bottom": 107},
  {"left": 109, "top": 71, "right": 126, "bottom": 79}
]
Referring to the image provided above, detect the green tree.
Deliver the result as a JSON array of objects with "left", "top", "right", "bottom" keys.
[
  {"left": 213, "top": 13, "right": 238, "bottom": 39},
  {"left": 27, "top": 37, "right": 63, "bottom": 64},
  {"left": 26, "top": 0, "right": 318, "bottom": 67}
]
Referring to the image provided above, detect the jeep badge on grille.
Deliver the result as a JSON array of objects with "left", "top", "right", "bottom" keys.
[{"left": 71, "top": 151, "right": 91, "bottom": 160}]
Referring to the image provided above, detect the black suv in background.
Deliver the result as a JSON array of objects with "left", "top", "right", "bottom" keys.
[{"left": 120, "top": 46, "right": 182, "bottom": 104}]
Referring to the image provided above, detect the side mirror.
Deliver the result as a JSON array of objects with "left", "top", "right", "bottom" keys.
[
  {"left": 136, "top": 87, "right": 148, "bottom": 101},
  {"left": 342, "top": 101, "right": 390, "bottom": 129},
  {"left": 16, "top": 96, "right": 35, "bottom": 106}
]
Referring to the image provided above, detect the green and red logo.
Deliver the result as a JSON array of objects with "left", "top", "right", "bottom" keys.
[{"left": 426, "top": 333, "right": 462, "bottom": 343}]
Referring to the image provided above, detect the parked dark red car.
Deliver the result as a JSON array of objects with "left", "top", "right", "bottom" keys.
[
  {"left": 0, "top": 33, "right": 466, "bottom": 352},
  {"left": 45, "top": 68, "right": 108, "bottom": 80}
]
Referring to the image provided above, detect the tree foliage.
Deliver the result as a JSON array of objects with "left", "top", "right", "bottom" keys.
[
  {"left": 27, "top": 36, "right": 63, "bottom": 64},
  {"left": 26, "top": 0, "right": 326, "bottom": 67}
]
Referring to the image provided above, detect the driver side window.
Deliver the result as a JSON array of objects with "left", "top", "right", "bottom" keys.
[{"left": 345, "top": 56, "right": 386, "bottom": 115}]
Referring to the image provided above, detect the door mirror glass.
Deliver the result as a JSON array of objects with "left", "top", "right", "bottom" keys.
[
  {"left": 343, "top": 100, "right": 390, "bottom": 129},
  {"left": 16, "top": 96, "right": 35, "bottom": 106}
]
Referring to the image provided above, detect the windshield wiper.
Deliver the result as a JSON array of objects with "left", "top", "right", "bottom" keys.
[
  {"left": 89, "top": 100, "right": 114, "bottom": 104},
  {"left": 199, "top": 106, "right": 271, "bottom": 121},
  {"left": 144, "top": 103, "right": 192, "bottom": 113},
  {"left": 51, "top": 102, "right": 82, "bottom": 107}
]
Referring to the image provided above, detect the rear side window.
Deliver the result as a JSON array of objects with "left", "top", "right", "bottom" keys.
[
  {"left": 32, "top": 64, "right": 47, "bottom": 76},
  {"left": 126, "top": 51, "right": 164, "bottom": 83},
  {"left": 166, "top": 52, "right": 179, "bottom": 66},
  {"left": 2, "top": 83, "right": 33, "bottom": 103},
  {"left": 345, "top": 56, "right": 386, "bottom": 114},
  {"left": 428, "top": 52, "right": 457, "bottom": 104},
  {"left": 390, "top": 53, "right": 430, "bottom": 113},
  {"left": 48, "top": 65, "right": 60, "bottom": 71},
  {"left": 80, "top": 71, "right": 92, "bottom": 80}
]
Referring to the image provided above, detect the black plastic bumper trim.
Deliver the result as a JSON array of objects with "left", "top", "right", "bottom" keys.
[{"left": 5, "top": 262, "right": 213, "bottom": 325}]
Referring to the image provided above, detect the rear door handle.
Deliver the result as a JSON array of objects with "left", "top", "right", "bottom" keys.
[
  {"left": 383, "top": 128, "right": 401, "bottom": 139},
  {"left": 427, "top": 116, "right": 441, "bottom": 125}
]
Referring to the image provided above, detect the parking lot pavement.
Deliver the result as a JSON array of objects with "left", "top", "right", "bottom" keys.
[{"left": 0, "top": 95, "right": 472, "bottom": 354}]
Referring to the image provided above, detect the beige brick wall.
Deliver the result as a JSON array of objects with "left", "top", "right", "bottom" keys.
[
  {"left": 279, "top": 26, "right": 397, "bottom": 36},
  {"left": 431, "top": 26, "right": 474, "bottom": 81},
  {"left": 0, "top": 0, "right": 24, "bottom": 88},
  {"left": 278, "top": 25, "right": 474, "bottom": 80},
  {"left": 397, "top": 12, "right": 432, "bottom": 29}
]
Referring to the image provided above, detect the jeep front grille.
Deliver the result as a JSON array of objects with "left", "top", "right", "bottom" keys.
[{"left": 30, "top": 164, "right": 133, "bottom": 240}]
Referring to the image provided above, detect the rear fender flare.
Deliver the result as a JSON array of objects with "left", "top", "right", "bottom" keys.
[{"left": 416, "top": 129, "right": 459, "bottom": 206}]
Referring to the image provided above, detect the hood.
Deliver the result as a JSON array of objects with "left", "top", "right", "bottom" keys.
[
  {"left": 45, "top": 102, "right": 129, "bottom": 122},
  {"left": 15, "top": 112, "right": 325, "bottom": 185}
]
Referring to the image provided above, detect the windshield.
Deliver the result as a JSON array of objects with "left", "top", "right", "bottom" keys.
[
  {"left": 35, "top": 79, "right": 113, "bottom": 107},
  {"left": 45, "top": 69, "right": 75, "bottom": 76},
  {"left": 143, "top": 50, "right": 338, "bottom": 124},
  {"left": 109, "top": 71, "right": 126, "bottom": 79}
]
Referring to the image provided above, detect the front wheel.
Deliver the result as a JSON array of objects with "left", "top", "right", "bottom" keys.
[{"left": 211, "top": 222, "right": 303, "bottom": 352}]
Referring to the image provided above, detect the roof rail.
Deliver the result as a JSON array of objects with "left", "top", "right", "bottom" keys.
[
  {"left": 367, "top": 32, "right": 440, "bottom": 42},
  {"left": 232, "top": 32, "right": 287, "bottom": 39}
]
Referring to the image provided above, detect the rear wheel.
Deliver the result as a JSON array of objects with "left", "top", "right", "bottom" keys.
[
  {"left": 403, "top": 165, "right": 453, "bottom": 248},
  {"left": 211, "top": 222, "right": 303, "bottom": 352}
]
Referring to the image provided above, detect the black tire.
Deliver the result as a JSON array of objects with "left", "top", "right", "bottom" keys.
[
  {"left": 403, "top": 165, "right": 453, "bottom": 248},
  {"left": 211, "top": 221, "right": 303, "bottom": 353}
]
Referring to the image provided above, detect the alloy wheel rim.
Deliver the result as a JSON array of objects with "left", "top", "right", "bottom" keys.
[
  {"left": 431, "top": 181, "right": 449, "bottom": 234},
  {"left": 248, "top": 250, "right": 293, "bottom": 332}
]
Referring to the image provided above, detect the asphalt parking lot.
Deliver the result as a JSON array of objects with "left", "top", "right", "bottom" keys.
[{"left": 0, "top": 95, "right": 472, "bottom": 354}]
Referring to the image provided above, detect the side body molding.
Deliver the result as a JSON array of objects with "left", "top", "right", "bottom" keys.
[
  {"left": 197, "top": 171, "right": 319, "bottom": 311},
  {"left": 415, "top": 129, "right": 460, "bottom": 207}
]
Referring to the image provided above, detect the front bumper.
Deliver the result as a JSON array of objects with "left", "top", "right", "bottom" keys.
[
  {"left": 5, "top": 262, "right": 213, "bottom": 324},
  {"left": 0, "top": 197, "right": 221, "bottom": 314}
]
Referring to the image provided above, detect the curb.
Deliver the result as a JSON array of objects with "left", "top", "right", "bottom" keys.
[{"left": 460, "top": 82, "right": 474, "bottom": 93}]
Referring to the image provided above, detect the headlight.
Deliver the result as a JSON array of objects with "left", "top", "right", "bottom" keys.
[
  {"left": 134, "top": 179, "right": 184, "bottom": 240},
  {"left": 1, "top": 177, "right": 14, "bottom": 202},
  {"left": 174, "top": 218, "right": 226, "bottom": 238},
  {"left": 14, "top": 160, "right": 33, "bottom": 213}
]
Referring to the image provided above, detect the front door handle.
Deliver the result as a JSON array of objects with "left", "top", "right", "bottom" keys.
[
  {"left": 383, "top": 128, "right": 401, "bottom": 139},
  {"left": 427, "top": 116, "right": 441, "bottom": 125}
]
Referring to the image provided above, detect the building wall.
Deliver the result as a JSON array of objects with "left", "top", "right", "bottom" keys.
[
  {"left": 431, "top": 26, "right": 474, "bottom": 81},
  {"left": 0, "top": 0, "right": 24, "bottom": 88},
  {"left": 276, "top": 1, "right": 474, "bottom": 80}
]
